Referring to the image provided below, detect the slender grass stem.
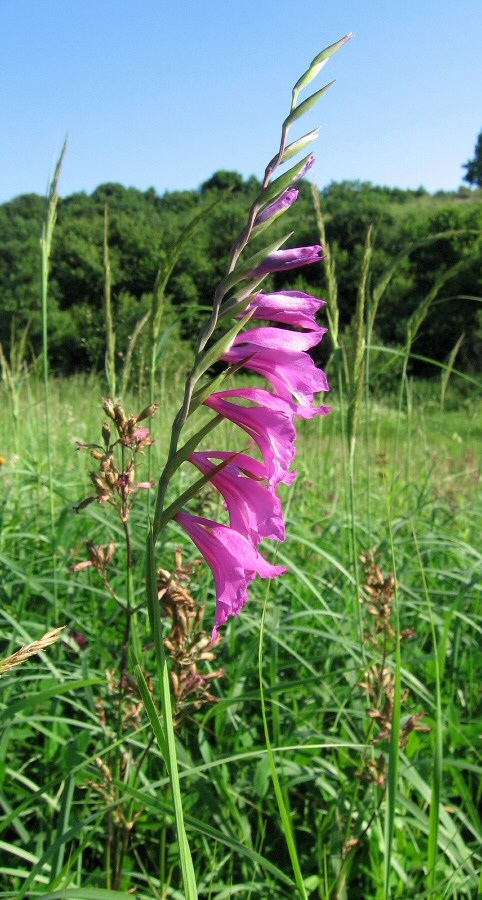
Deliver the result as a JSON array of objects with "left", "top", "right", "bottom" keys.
[
  {"left": 258, "top": 588, "right": 308, "bottom": 900},
  {"left": 39, "top": 138, "right": 67, "bottom": 621},
  {"left": 412, "top": 521, "right": 443, "bottom": 895}
]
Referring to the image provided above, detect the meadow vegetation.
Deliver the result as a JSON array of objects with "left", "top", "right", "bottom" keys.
[
  {"left": 0, "top": 362, "right": 480, "bottom": 897},
  {"left": 0, "top": 125, "right": 481, "bottom": 897}
]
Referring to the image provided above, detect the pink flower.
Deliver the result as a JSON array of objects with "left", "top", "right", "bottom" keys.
[
  {"left": 296, "top": 154, "right": 316, "bottom": 180},
  {"left": 229, "top": 324, "right": 325, "bottom": 352},
  {"left": 249, "top": 245, "right": 324, "bottom": 276},
  {"left": 175, "top": 511, "right": 287, "bottom": 640},
  {"left": 189, "top": 450, "right": 285, "bottom": 545},
  {"left": 204, "top": 388, "right": 297, "bottom": 488},
  {"left": 246, "top": 290, "right": 325, "bottom": 331},
  {"left": 255, "top": 188, "right": 299, "bottom": 224},
  {"left": 222, "top": 326, "right": 330, "bottom": 415}
]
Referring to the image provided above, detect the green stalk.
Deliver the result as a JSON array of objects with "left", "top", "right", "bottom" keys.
[{"left": 134, "top": 526, "right": 197, "bottom": 898}]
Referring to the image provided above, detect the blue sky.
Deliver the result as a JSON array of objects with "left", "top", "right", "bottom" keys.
[{"left": 1, "top": 0, "right": 481, "bottom": 203}]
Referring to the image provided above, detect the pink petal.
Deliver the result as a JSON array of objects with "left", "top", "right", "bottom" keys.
[
  {"left": 204, "top": 388, "right": 297, "bottom": 488},
  {"left": 190, "top": 451, "right": 285, "bottom": 545},
  {"left": 223, "top": 343, "right": 329, "bottom": 412},
  {"left": 175, "top": 511, "right": 287, "bottom": 639},
  {"left": 231, "top": 325, "right": 326, "bottom": 351},
  {"left": 246, "top": 290, "right": 326, "bottom": 330},
  {"left": 249, "top": 245, "right": 324, "bottom": 276}
]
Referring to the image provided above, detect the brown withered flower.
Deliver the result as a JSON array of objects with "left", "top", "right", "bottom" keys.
[
  {"left": 74, "top": 399, "right": 157, "bottom": 515},
  {"left": 156, "top": 549, "right": 224, "bottom": 726}
]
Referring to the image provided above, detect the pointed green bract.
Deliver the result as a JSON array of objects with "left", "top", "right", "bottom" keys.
[
  {"left": 256, "top": 153, "right": 313, "bottom": 209},
  {"left": 279, "top": 129, "right": 319, "bottom": 164},
  {"left": 284, "top": 80, "right": 335, "bottom": 128},
  {"left": 292, "top": 33, "right": 352, "bottom": 101},
  {"left": 161, "top": 456, "right": 236, "bottom": 527},
  {"left": 219, "top": 231, "right": 293, "bottom": 295},
  {"left": 218, "top": 288, "right": 258, "bottom": 323},
  {"left": 190, "top": 310, "right": 253, "bottom": 382}
]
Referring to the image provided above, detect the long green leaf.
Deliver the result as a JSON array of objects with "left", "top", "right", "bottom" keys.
[
  {"left": 411, "top": 522, "right": 443, "bottom": 894},
  {"left": 258, "top": 589, "right": 308, "bottom": 900},
  {"left": 142, "top": 526, "right": 198, "bottom": 899}
]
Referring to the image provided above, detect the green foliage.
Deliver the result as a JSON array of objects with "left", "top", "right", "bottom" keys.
[
  {"left": 462, "top": 128, "right": 482, "bottom": 187},
  {"left": 0, "top": 373, "right": 480, "bottom": 897},
  {"left": 1, "top": 178, "right": 481, "bottom": 378}
]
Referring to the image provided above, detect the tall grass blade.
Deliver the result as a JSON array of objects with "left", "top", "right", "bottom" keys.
[
  {"left": 139, "top": 525, "right": 198, "bottom": 899},
  {"left": 103, "top": 204, "right": 116, "bottom": 398},
  {"left": 48, "top": 774, "right": 76, "bottom": 883},
  {"left": 440, "top": 331, "right": 464, "bottom": 410},
  {"left": 258, "top": 589, "right": 308, "bottom": 900},
  {"left": 347, "top": 224, "right": 372, "bottom": 456},
  {"left": 383, "top": 489, "right": 402, "bottom": 899},
  {"left": 39, "top": 136, "right": 68, "bottom": 621},
  {"left": 412, "top": 522, "right": 443, "bottom": 895}
]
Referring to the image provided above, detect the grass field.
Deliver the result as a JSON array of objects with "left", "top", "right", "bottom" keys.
[{"left": 0, "top": 367, "right": 480, "bottom": 898}]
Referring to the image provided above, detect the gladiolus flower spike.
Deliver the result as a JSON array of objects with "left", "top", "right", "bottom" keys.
[{"left": 154, "top": 35, "right": 352, "bottom": 639}]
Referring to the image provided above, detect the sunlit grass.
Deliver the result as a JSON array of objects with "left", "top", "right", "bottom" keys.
[{"left": 0, "top": 366, "right": 480, "bottom": 897}]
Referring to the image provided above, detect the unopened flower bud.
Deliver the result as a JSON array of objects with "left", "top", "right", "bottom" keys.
[
  {"left": 100, "top": 451, "right": 115, "bottom": 472},
  {"left": 105, "top": 541, "right": 115, "bottom": 564},
  {"left": 170, "top": 671, "right": 180, "bottom": 696},
  {"left": 114, "top": 403, "right": 127, "bottom": 428},
  {"left": 103, "top": 398, "right": 116, "bottom": 420},
  {"left": 137, "top": 402, "right": 159, "bottom": 422},
  {"left": 102, "top": 421, "right": 111, "bottom": 446},
  {"left": 90, "top": 471, "right": 106, "bottom": 490}
]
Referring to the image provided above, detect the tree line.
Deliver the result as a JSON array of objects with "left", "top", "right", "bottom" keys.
[{"left": 0, "top": 172, "right": 481, "bottom": 383}]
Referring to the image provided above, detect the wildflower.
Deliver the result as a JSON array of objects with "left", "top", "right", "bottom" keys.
[
  {"left": 223, "top": 325, "right": 329, "bottom": 415},
  {"left": 234, "top": 324, "right": 325, "bottom": 351},
  {"left": 259, "top": 154, "right": 315, "bottom": 208},
  {"left": 174, "top": 512, "right": 287, "bottom": 640},
  {"left": 154, "top": 31, "right": 353, "bottom": 638},
  {"left": 249, "top": 245, "right": 324, "bottom": 276},
  {"left": 245, "top": 290, "right": 325, "bottom": 331},
  {"left": 296, "top": 153, "right": 316, "bottom": 180},
  {"left": 70, "top": 539, "right": 115, "bottom": 575},
  {"left": 189, "top": 450, "right": 285, "bottom": 545},
  {"left": 255, "top": 188, "right": 299, "bottom": 224},
  {"left": 204, "top": 387, "right": 298, "bottom": 488}
]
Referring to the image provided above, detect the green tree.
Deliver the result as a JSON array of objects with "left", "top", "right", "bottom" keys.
[{"left": 462, "top": 130, "right": 482, "bottom": 187}]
